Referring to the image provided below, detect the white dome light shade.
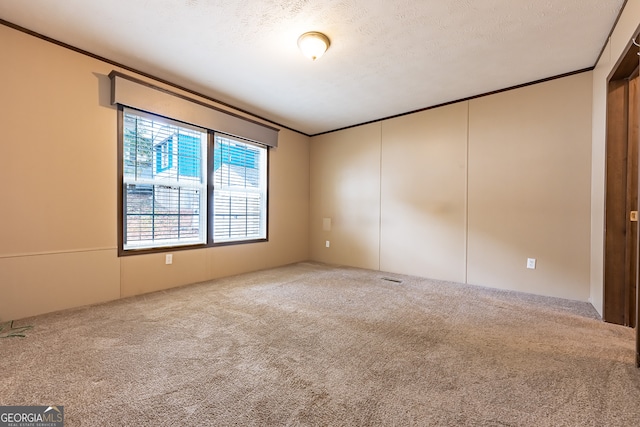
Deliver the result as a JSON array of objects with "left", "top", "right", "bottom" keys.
[{"left": 297, "top": 32, "right": 330, "bottom": 61}]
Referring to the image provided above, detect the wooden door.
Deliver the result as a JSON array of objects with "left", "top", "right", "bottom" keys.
[
  {"left": 627, "top": 72, "right": 638, "bottom": 329},
  {"left": 628, "top": 73, "right": 638, "bottom": 329},
  {"left": 604, "top": 50, "right": 639, "bottom": 331},
  {"left": 634, "top": 70, "right": 640, "bottom": 368},
  {"left": 604, "top": 74, "right": 638, "bottom": 328}
]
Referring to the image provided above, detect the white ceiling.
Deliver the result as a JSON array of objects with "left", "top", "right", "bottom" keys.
[{"left": 0, "top": 0, "right": 626, "bottom": 135}]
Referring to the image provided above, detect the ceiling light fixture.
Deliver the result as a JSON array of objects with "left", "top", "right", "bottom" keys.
[{"left": 297, "top": 31, "right": 330, "bottom": 61}]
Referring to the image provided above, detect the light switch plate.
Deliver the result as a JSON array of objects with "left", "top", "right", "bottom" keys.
[{"left": 527, "top": 258, "right": 536, "bottom": 269}]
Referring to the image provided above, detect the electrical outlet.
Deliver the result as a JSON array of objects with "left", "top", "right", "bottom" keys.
[
  {"left": 325, "top": 240, "right": 330, "bottom": 248},
  {"left": 165, "top": 254, "right": 173, "bottom": 265},
  {"left": 527, "top": 258, "right": 536, "bottom": 269}
]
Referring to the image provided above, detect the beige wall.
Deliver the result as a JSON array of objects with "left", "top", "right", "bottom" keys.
[
  {"left": 310, "top": 72, "right": 593, "bottom": 301},
  {"left": 380, "top": 102, "right": 468, "bottom": 282},
  {"left": 590, "top": 0, "right": 640, "bottom": 316},
  {"left": 3, "top": 2, "right": 627, "bottom": 319},
  {"left": 309, "top": 124, "right": 381, "bottom": 269},
  {"left": 0, "top": 25, "right": 310, "bottom": 320},
  {"left": 468, "top": 75, "right": 592, "bottom": 299}
]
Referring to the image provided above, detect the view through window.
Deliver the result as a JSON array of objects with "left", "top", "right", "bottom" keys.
[{"left": 121, "top": 108, "right": 267, "bottom": 252}]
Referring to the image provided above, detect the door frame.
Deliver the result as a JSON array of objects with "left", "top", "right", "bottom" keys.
[{"left": 604, "top": 26, "right": 640, "bottom": 368}]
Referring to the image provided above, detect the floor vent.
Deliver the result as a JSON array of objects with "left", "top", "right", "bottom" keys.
[{"left": 381, "top": 277, "right": 403, "bottom": 283}]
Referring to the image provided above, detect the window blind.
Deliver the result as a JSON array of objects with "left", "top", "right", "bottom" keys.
[
  {"left": 212, "top": 134, "right": 267, "bottom": 242},
  {"left": 123, "top": 109, "right": 207, "bottom": 249}
]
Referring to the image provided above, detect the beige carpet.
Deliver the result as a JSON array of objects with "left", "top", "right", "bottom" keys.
[{"left": 1, "top": 262, "right": 638, "bottom": 426}]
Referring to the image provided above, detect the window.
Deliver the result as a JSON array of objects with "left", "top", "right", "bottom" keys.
[
  {"left": 120, "top": 107, "right": 268, "bottom": 253},
  {"left": 213, "top": 135, "right": 267, "bottom": 243},
  {"left": 123, "top": 109, "right": 207, "bottom": 250},
  {"left": 155, "top": 136, "right": 173, "bottom": 173}
]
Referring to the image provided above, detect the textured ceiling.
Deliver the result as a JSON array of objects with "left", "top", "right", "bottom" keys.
[{"left": 0, "top": 0, "right": 626, "bottom": 135}]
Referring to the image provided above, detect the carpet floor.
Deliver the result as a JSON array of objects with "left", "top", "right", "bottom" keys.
[{"left": 1, "top": 262, "right": 639, "bottom": 426}]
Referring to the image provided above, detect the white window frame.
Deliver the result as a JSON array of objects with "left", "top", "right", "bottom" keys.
[
  {"left": 122, "top": 108, "right": 208, "bottom": 251},
  {"left": 119, "top": 107, "right": 269, "bottom": 254},
  {"left": 212, "top": 134, "right": 268, "bottom": 243}
]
